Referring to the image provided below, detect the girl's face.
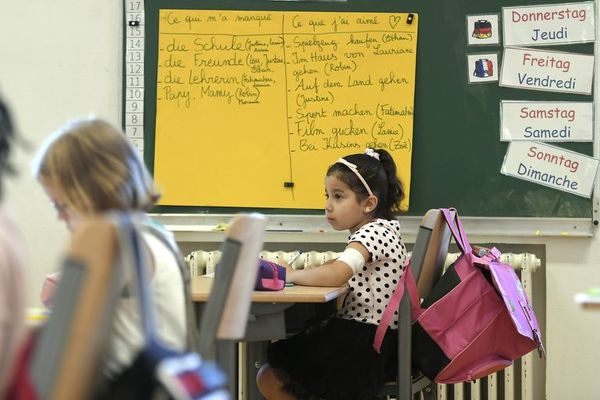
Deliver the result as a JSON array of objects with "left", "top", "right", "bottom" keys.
[
  {"left": 324, "top": 174, "right": 373, "bottom": 234},
  {"left": 39, "top": 177, "right": 85, "bottom": 232}
]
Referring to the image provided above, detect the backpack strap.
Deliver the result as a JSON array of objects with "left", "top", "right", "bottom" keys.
[
  {"left": 136, "top": 218, "right": 201, "bottom": 353},
  {"left": 441, "top": 208, "right": 471, "bottom": 255},
  {"left": 116, "top": 214, "right": 158, "bottom": 343},
  {"left": 373, "top": 257, "right": 421, "bottom": 353}
]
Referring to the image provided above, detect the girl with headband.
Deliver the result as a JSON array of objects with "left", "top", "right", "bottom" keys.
[{"left": 257, "top": 148, "right": 407, "bottom": 400}]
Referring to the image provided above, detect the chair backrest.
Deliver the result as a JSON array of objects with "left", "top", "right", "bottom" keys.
[
  {"left": 412, "top": 208, "right": 454, "bottom": 298},
  {"left": 395, "top": 208, "right": 454, "bottom": 400},
  {"left": 29, "top": 217, "right": 123, "bottom": 400},
  {"left": 197, "top": 213, "right": 266, "bottom": 359}
]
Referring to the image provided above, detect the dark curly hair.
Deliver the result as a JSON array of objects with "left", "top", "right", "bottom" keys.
[{"left": 327, "top": 148, "right": 404, "bottom": 220}]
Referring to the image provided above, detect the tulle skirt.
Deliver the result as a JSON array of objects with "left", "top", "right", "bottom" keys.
[{"left": 266, "top": 317, "right": 398, "bottom": 400}]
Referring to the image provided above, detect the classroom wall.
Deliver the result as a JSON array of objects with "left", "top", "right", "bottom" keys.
[
  {"left": 0, "top": 1, "right": 122, "bottom": 307},
  {"left": 1, "top": 2, "right": 599, "bottom": 399}
]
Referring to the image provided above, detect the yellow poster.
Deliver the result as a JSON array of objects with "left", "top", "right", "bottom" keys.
[{"left": 154, "top": 9, "right": 418, "bottom": 210}]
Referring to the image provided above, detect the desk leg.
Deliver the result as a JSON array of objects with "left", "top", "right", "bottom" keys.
[
  {"left": 245, "top": 341, "right": 269, "bottom": 400},
  {"left": 217, "top": 340, "right": 238, "bottom": 398}
]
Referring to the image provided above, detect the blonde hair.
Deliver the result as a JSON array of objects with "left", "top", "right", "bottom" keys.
[{"left": 32, "top": 118, "right": 160, "bottom": 213}]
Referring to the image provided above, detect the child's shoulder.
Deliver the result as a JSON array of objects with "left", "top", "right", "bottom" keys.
[
  {"left": 372, "top": 218, "right": 402, "bottom": 233},
  {"left": 352, "top": 218, "right": 402, "bottom": 237}
]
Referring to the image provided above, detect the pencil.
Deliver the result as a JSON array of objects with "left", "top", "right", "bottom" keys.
[{"left": 289, "top": 251, "right": 303, "bottom": 264}]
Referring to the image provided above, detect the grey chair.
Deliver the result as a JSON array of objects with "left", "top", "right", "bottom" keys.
[
  {"left": 196, "top": 213, "right": 267, "bottom": 395},
  {"left": 29, "top": 217, "right": 126, "bottom": 400},
  {"left": 379, "top": 209, "right": 454, "bottom": 400}
]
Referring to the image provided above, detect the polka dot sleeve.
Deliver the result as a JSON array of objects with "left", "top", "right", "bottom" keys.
[{"left": 339, "top": 219, "right": 408, "bottom": 327}]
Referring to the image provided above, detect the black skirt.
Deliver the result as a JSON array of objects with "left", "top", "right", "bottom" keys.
[{"left": 266, "top": 317, "right": 398, "bottom": 400}]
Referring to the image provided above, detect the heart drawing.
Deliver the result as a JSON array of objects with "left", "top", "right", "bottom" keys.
[{"left": 389, "top": 15, "right": 401, "bottom": 29}]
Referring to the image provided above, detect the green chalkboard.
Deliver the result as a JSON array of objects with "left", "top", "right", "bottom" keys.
[{"left": 138, "top": 0, "right": 594, "bottom": 218}]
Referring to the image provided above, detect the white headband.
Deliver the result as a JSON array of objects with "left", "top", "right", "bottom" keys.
[
  {"left": 365, "top": 148, "right": 380, "bottom": 160},
  {"left": 336, "top": 158, "right": 374, "bottom": 197}
]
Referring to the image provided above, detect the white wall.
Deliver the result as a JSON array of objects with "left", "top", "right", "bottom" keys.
[
  {"left": 0, "top": 1, "right": 122, "bottom": 305},
  {"left": 1, "top": 2, "right": 599, "bottom": 399},
  {"left": 544, "top": 236, "right": 600, "bottom": 399}
]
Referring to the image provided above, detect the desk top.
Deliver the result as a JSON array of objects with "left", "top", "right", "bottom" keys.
[{"left": 191, "top": 276, "right": 348, "bottom": 303}]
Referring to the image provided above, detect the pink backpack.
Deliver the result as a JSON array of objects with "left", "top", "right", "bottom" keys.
[{"left": 374, "top": 208, "right": 545, "bottom": 383}]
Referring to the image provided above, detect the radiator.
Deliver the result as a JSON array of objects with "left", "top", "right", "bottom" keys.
[
  {"left": 185, "top": 250, "right": 342, "bottom": 276},
  {"left": 186, "top": 250, "right": 542, "bottom": 400}
]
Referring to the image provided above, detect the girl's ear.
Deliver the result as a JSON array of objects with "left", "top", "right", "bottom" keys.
[{"left": 363, "top": 195, "right": 378, "bottom": 214}]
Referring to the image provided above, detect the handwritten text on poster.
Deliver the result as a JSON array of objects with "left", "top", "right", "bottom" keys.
[{"left": 153, "top": 10, "right": 418, "bottom": 209}]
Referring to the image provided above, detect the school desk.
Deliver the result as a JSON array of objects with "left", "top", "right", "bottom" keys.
[{"left": 191, "top": 276, "right": 349, "bottom": 399}]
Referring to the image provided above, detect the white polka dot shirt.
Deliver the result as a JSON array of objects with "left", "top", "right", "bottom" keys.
[{"left": 338, "top": 219, "right": 408, "bottom": 328}]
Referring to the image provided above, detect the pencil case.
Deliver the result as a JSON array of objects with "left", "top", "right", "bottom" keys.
[{"left": 255, "top": 259, "right": 286, "bottom": 291}]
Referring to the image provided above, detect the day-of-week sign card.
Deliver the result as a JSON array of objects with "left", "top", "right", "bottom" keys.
[
  {"left": 499, "top": 47, "right": 594, "bottom": 94},
  {"left": 503, "top": 1, "right": 595, "bottom": 46},
  {"left": 500, "top": 101, "right": 593, "bottom": 142},
  {"left": 501, "top": 141, "right": 599, "bottom": 197}
]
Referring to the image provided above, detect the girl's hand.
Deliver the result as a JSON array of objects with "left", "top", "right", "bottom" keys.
[
  {"left": 278, "top": 260, "right": 296, "bottom": 282},
  {"left": 277, "top": 260, "right": 298, "bottom": 284}
]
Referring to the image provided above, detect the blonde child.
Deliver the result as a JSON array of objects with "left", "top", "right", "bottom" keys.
[
  {"left": 31, "top": 118, "right": 188, "bottom": 378},
  {"left": 257, "top": 148, "right": 408, "bottom": 400}
]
